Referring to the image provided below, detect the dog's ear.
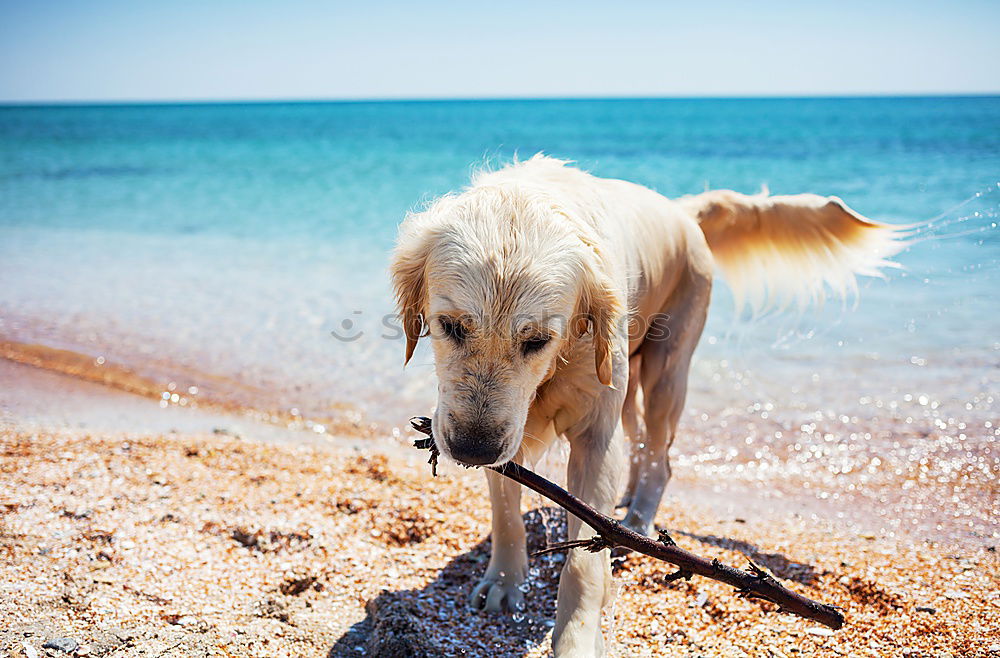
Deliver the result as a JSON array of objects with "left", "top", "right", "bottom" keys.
[
  {"left": 588, "top": 278, "right": 621, "bottom": 387},
  {"left": 390, "top": 226, "right": 432, "bottom": 365},
  {"left": 576, "top": 256, "right": 623, "bottom": 387}
]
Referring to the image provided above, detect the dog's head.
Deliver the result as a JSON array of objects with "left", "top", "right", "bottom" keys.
[{"left": 390, "top": 185, "right": 621, "bottom": 466}]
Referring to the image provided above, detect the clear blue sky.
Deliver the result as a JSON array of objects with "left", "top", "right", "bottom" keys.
[{"left": 1, "top": 0, "right": 998, "bottom": 102}]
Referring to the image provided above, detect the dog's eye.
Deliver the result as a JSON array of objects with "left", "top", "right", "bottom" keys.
[
  {"left": 522, "top": 335, "right": 551, "bottom": 356},
  {"left": 439, "top": 316, "right": 467, "bottom": 343}
]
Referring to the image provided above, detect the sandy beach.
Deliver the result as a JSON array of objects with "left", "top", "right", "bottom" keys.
[
  {"left": 1, "top": 356, "right": 997, "bottom": 658},
  {"left": 2, "top": 96, "right": 998, "bottom": 657}
]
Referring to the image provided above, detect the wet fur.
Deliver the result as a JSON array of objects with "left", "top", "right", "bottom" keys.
[{"left": 390, "top": 155, "right": 902, "bottom": 656}]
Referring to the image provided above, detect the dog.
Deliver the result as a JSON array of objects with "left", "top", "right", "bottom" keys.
[{"left": 390, "top": 155, "right": 902, "bottom": 656}]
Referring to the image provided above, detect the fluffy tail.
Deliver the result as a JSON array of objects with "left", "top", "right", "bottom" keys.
[{"left": 679, "top": 190, "right": 907, "bottom": 315}]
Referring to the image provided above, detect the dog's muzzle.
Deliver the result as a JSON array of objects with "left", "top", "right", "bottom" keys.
[{"left": 442, "top": 422, "right": 511, "bottom": 466}]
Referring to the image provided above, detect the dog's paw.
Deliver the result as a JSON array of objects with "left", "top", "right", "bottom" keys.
[
  {"left": 469, "top": 570, "right": 527, "bottom": 614},
  {"left": 621, "top": 503, "right": 657, "bottom": 538},
  {"left": 553, "top": 627, "right": 607, "bottom": 658}
]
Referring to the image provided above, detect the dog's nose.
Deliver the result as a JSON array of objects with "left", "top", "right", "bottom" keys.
[
  {"left": 447, "top": 438, "right": 503, "bottom": 466},
  {"left": 445, "top": 421, "right": 510, "bottom": 466}
]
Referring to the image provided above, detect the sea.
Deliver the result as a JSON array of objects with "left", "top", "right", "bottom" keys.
[{"left": 1, "top": 98, "right": 998, "bottom": 539}]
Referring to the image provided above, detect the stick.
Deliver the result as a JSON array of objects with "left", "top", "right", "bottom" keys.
[{"left": 410, "top": 417, "right": 844, "bottom": 630}]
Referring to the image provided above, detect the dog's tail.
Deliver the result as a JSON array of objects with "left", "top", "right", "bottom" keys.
[{"left": 679, "top": 190, "right": 907, "bottom": 314}]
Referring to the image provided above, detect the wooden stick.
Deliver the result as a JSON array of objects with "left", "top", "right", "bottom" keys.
[{"left": 410, "top": 416, "right": 844, "bottom": 630}]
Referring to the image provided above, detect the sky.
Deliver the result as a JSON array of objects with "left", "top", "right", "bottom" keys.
[{"left": 1, "top": 0, "right": 998, "bottom": 103}]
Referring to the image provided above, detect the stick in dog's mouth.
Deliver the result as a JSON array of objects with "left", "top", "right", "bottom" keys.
[{"left": 409, "top": 415, "right": 846, "bottom": 630}]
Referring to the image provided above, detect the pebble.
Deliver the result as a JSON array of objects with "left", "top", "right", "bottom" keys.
[
  {"left": 42, "top": 638, "right": 79, "bottom": 653},
  {"left": 4, "top": 427, "right": 998, "bottom": 658},
  {"left": 805, "top": 627, "right": 834, "bottom": 637}
]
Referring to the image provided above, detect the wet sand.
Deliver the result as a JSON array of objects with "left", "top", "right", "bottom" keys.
[
  {"left": 0, "top": 337, "right": 379, "bottom": 441},
  {"left": 2, "top": 356, "right": 999, "bottom": 657}
]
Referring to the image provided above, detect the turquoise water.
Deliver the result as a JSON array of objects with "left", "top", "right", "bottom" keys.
[{"left": 1, "top": 98, "right": 998, "bottom": 430}]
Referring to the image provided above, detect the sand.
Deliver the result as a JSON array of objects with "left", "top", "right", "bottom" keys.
[
  {"left": 1, "top": 417, "right": 997, "bottom": 657},
  {"left": 1, "top": 346, "right": 997, "bottom": 657}
]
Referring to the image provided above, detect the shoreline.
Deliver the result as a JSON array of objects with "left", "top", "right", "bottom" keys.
[
  {"left": 0, "top": 337, "right": 381, "bottom": 442},
  {"left": 3, "top": 334, "right": 995, "bottom": 549}
]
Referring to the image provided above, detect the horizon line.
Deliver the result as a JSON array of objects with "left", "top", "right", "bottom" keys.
[{"left": 2, "top": 91, "right": 999, "bottom": 107}]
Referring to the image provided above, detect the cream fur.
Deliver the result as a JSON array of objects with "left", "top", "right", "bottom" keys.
[
  {"left": 390, "top": 154, "right": 903, "bottom": 656},
  {"left": 678, "top": 189, "right": 905, "bottom": 314}
]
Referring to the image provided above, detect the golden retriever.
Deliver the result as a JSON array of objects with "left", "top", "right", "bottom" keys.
[{"left": 390, "top": 155, "right": 902, "bottom": 656}]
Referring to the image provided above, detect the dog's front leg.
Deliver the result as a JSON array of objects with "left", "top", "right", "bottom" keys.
[
  {"left": 552, "top": 394, "right": 626, "bottom": 657},
  {"left": 469, "top": 468, "right": 527, "bottom": 612},
  {"left": 470, "top": 415, "right": 556, "bottom": 613}
]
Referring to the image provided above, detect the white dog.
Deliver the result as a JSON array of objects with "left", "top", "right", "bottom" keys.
[{"left": 391, "top": 155, "right": 901, "bottom": 656}]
